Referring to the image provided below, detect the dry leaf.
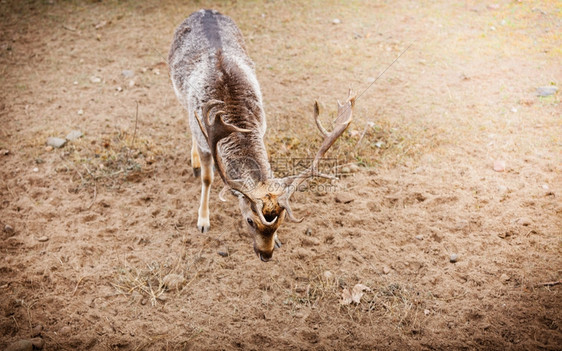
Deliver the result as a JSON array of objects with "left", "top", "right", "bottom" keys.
[
  {"left": 351, "top": 284, "right": 371, "bottom": 304},
  {"left": 341, "top": 287, "right": 353, "bottom": 305},
  {"left": 341, "top": 283, "right": 371, "bottom": 305}
]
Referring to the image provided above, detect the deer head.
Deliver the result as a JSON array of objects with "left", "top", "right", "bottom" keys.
[{"left": 195, "top": 90, "right": 356, "bottom": 261}]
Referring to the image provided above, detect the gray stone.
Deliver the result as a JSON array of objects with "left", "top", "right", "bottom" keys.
[
  {"left": 65, "top": 130, "right": 83, "bottom": 141},
  {"left": 122, "top": 69, "right": 134, "bottom": 78},
  {"left": 37, "top": 236, "right": 49, "bottom": 242},
  {"left": 449, "top": 253, "right": 458, "bottom": 263},
  {"left": 537, "top": 86, "right": 558, "bottom": 97},
  {"left": 46, "top": 137, "right": 66, "bottom": 148},
  {"left": 4, "top": 224, "right": 14, "bottom": 234}
]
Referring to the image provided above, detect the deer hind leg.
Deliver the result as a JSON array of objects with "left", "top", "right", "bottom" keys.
[
  {"left": 197, "top": 149, "right": 213, "bottom": 233},
  {"left": 191, "top": 137, "right": 201, "bottom": 177}
]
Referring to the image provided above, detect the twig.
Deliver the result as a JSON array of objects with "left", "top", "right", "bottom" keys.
[
  {"left": 86, "top": 184, "right": 97, "bottom": 210},
  {"left": 62, "top": 24, "right": 77, "bottom": 32},
  {"left": 1, "top": 179, "right": 17, "bottom": 199},
  {"left": 537, "top": 280, "right": 561, "bottom": 287},
  {"left": 132, "top": 101, "right": 139, "bottom": 149},
  {"left": 72, "top": 276, "right": 85, "bottom": 296},
  {"left": 355, "top": 122, "right": 371, "bottom": 148}
]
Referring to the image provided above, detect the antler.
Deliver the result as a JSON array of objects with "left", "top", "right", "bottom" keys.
[
  {"left": 194, "top": 100, "right": 252, "bottom": 195},
  {"left": 278, "top": 90, "right": 356, "bottom": 222},
  {"left": 194, "top": 100, "right": 278, "bottom": 226}
]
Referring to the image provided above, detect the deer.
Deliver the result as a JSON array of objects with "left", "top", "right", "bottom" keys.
[{"left": 168, "top": 9, "right": 355, "bottom": 262}]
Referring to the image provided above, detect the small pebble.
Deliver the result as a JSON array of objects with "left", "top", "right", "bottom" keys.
[
  {"left": 1, "top": 149, "right": 10, "bottom": 155},
  {"left": 424, "top": 309, "right": 430, "bottom": 316},
  {"left": 217, "top": 251, "right": 229, "bottom": 257},
  {"left": 323, "top": 271, "right": 333, "bottom": 280},
  {"left": 31, "top": 324, "right": 43, "bottom": 337},
  {"left": 37, "top": 236, "right": 49, "bottom": 242},
  {"left": 47, "top": 137, "right": 66, "bottom": 148},
  {"left": 382, "top": 266, "right": 391, "bottom": 274},
  {"left": 536, "top": 86, "right": 558, "bottom": 97},
  {"left": 415, "top": 235, "right": 424, "bottom": 240},
  {"left": 121, "top": 69, "right": 134, "bottom": 78},
  {"left": 45, "top": 146, "right": 53, "bottom": 152},
  {"left": 65, "top": 130, "right": 83, "bottom": 141},
  {"left": 162, "top": 273, "right": 186, "bottom": 291},
  {"left": 32, "top": 167, "right": 39, "bottom": 172},
  {"left": 518, "top": 217, "right": 531, "bottom": 226},
  {"left": 89, "top": 76, "right": 101, "bottom": 83},
  {"left": 500, "top": 273, "right": 510, "bottom": 283},
  {"left": 77, "top": 109, "right": 84, "bottom": 115},
  {"left": 449, "top": 253, "right": 458, "bottom": 263},
  {"left": 374, "top": 140, "right": 385, "bottom": 148},
  {"left": 341, "top": 166, "right": 351, "bottom": 173},
  {"left": 332, "top": 18, "right": 341, "bottom": 24},
  {"left": 59, "top": 326, "right": 71, "bottom": 335},
  {"left": 4, "top": 224, "right": 14, "bottom": 234},
  {"left": 493, "top": 160, "right": 505, "bottom": 172},
  {"left": 128, "top": 79, "right": 135, "bottom": 87},
  {"left": 542, "top": 184, "right": 549, "bottom": 190}
]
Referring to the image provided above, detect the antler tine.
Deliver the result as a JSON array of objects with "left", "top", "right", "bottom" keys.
[
  {"left": 194, "top": 100, "right": 254, "bottom": 200},
  {"left": 279, "top": 91, "right": 356, "bottom": 208},
  {"left": 277, "top": 195, "right": 303, "bottom": 223},
  {"left": 313, "top": 101, "right": 328, "bottom": 137}
]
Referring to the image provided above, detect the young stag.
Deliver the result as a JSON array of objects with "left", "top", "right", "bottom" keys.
[{"left": 169, "top": 9, "right": 355, "bottom": 262}]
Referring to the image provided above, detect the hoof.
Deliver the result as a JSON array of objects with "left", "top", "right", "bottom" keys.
[
  {"left": 193, "top": 167, "right": 201, "bottom": 178},
  {"left": 197, "top": 217, "right": 210, "bottom": 233}
]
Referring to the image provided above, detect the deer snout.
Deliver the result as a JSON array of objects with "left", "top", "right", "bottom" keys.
[{"left": 254, "top": 244, "right": 274, "bottom": 262}]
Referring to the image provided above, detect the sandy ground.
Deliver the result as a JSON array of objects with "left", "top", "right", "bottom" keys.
[{"left": 0, "top": 0, "right": 561, "bottom": 350}]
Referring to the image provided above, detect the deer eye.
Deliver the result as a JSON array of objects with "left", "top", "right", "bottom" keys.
[{"left": 246, "top": 218, "right": 254, "bottom": 227}]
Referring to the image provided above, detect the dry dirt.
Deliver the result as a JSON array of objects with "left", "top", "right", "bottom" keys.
[{"left": 1, "top": 0, "right": 561, "bottom": 350}]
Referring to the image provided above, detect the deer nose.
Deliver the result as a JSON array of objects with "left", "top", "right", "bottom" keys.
[{"left": 254, "top": 245, "right": 273, "bottom": 262}]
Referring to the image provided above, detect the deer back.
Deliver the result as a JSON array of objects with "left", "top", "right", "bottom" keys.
[{"left": 168, "top": 9, "right": 269, "bottom": 182}]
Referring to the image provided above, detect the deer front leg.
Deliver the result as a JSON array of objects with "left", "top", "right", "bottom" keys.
[
  {"left": 197, "top": 149, "right": 213, "bottom": 233},
  {"left": 191, "top": 136, "right": 201, "bottom": 177}
]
